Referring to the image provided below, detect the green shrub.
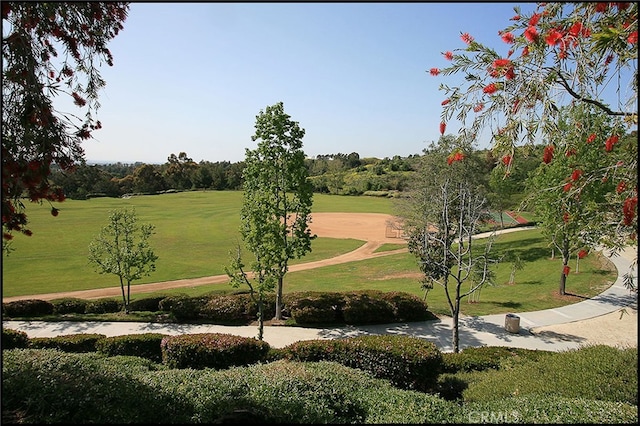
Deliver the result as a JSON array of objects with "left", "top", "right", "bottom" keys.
[
  {"left": 1, "top": 349, "right": 190, "bottom": 424},
  {"left": 2, "top": 299, "right": 54, "bottom": 317},
  {"left": 160, "top": 333, "right": 270, "bottom": 369},
  {"left": 380, "top": 291, "right": 436, "bottom": 322},
  {"left": 158, "top": 294, "right": 188, "bottom": 311},
  {"left": 199, "top": 294, "right": 251, "bottom": 323},
  {"left": 2, "top": 349, "right": 636, "bottom": 424},
  {"left": 285, "top": 291, "right": 344, "bottom": 324},
  {"left": 158, "top": 295, "right": 209, "bottom": 321},
  {"left": 51, "top": 297, "right": 89, "bottom": 314},
  {"left": 96, "top": 333, "right": 168, "bottom": 362},
  {"left": 127, "top": 296, "right": 168, "bottom": 312},
  {"left": 29, "top": 333, "right": 106, "bottom": 353},
  {"left": 342, "top": 290, "right": 396, "bottom": 324},
  {"left": 85, "top": 298, "right": 122, "bottom": 314},
  {"left": 460, "top": 395, "right": 638, "bottom": 424},
  {"left": 462, "top": 345, "right": 638, "bottom": 405},
  {"left": 283, "top": 335, "right": 443, "bottom": 392},
  {"left": 2, "top": 328, "right": 30, "bottom": 349},
  {"left": 441, "top": 346, "right": 552, "bottom": 373}
]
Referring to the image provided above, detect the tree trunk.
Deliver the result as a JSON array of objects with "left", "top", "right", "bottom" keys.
[
  {"left": 274, "top": 275, "right": 284, "bottom": 320},
  {"left": 257, "top": 295, "right": 264, "bottom": 341},
  {"left": 119, "top": 276, "right": 129, "bottom": 314},
  {"left": 452, "top": 306, "right": 460, "bottom": 353}
]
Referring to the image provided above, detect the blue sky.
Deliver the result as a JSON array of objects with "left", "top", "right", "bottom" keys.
[{"left": 83, "top": 2, "right": 543, "bottom": 164}]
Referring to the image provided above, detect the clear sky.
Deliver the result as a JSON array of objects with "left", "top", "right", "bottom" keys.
[{"left": 81, "top": 2, "right": 543, "bottom": 164}]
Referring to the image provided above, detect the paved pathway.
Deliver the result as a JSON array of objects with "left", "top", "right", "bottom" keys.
[{"left": 4, "top": 240, "right": 637, "bottom": 353}]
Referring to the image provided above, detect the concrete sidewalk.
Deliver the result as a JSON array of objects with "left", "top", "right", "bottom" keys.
[{"left": 4, "top": 247, "right": 637, "bottom": 353}]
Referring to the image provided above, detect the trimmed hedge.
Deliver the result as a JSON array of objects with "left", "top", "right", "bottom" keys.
[
  {"left": 2, "top": 290, "right": 433, "bottom": 327},
  {"left": 160, "top": 333, "right": 270, "bottom": 369},
  {"left": 96, "top": 333, "right": 168, "bottom": 363},
  {"left": 441, "top": 346, "right": 553, "bottom": 373},
  {"left": 29, "top": 333, "right": 107, "bottom": 353},
  {"left": 2, "top": 299, "right": 54, "bottom": 317},
  {"left": 85, "top": 298, "right": 122, "bottom": 314},
  {"left": 51, "top": 297, "right": 89, "bottom": 314},
  {"left": 2, "top": 328, "right": 30, "bottom": 349},
  {"left": 127, "top": 296, "right": 168, "bottom": 312},
  {"left": 282, "top": 334, "right": 443, "bottom": 392}
]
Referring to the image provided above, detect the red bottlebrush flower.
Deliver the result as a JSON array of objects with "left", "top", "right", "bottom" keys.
[
  {"left": 473, "top": 103, "right": 484, "bottom": 112},
  {"left": 568, "top": 22, "right": 583, "bottom": 37},
  {"left": 505, "top": 67, "right": 516, "bottom": 80},
  {"left": 439, "top": 122, "right": 446, "bottom": 135},
  {"left": 563, "top": 265, "right": 571, "bottom": 276},
  {"left": 628, "top": 31, "right": 638, "bottom": 44},
  {"left": 571, "top": 169, "right": 583, "bottom": 181},
  {"left": 522, "top": 46, "right": 530, "bottom": 56},
  {"left": 616, "top": 2, "right": 630, "bottom": 10},
  {"left": 461, "top": 32, "right": 474, "bottom": 44},
  {"left": 563, "top": 182, "right": 573, "bottom": 192},
  {"left": 545, "top": 29, "right": 563, "bottom": 46},
  {"left": 501, "top": 32, "right": 515, "bottom": 43},
  {"left": 604, "top": 54, "right": 614, "bottom": 65},
  {"left": 565, "top": 149, "right": 577, "bottom": 157},
  {"left": 444, "top": 51, "right": 453, "bottom": 60},
  {"left": 71, "top": 92, "right": 86, "bottom": 107},
  {"left": 542, "top": 145, "right": 554, "bottom": 164},
  {"left": 493, "top": 58, "right": 511, "bottom": 69},
  {"left": 617, "top": 181, "right": 627, "bottom": 194},
  {"left": 605, "top": 135, "right": 619, "bottom": 152},
  {"left": 441, "top": 99, "right": 450, "bottom": 106},
  {"left": 529, "top": 13, "right": 541, "bottom": 26},
  {"left": 3, "top": 232, "right": 13, "bottom": 241},
  {"left": 578, "top": 249, "right": 588, "bottom": 259},
  {"left": 511, "top": 15, "right": 520, "bottom": 21},
  {"left": 524, "top": 26, "right": 538, "bottom": 42},
  {"left": 430, "top": 68, "right": 440, "bottom": 76},
  {"left": 502, "top": 155, "right": 512, "bottom": 166},
  {"left": 595, "top": 2, "right": 608, "bottom": 12},
  {"left": 447, "top": 151, "right": 465, "bottom": 165},
  {"left": 586, "top": 133, "right": 596, "bottom": 144},
  {"left": 76, "top": 128, "right": 91, "bottom": 139},
  {"left": 22, "top": 229, "right": 33, "bottom": 237},
  {"left": 483, "top": 83, "right": 498, "bottom": 94},
  {"left": 623, "top": 196, "right": 637, "bottom": 226},
  {"left": 51, "top": 207, "right": 59, "bottom": 217}
]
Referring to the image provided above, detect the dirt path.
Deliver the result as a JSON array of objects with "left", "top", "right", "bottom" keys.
[{"left": 2, "top": 213, "right": 407, "bottom": 303}]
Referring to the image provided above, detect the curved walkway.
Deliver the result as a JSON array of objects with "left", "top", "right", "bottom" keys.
[{"left": 4, "top": 234, "right": 637, "bottom": 353}]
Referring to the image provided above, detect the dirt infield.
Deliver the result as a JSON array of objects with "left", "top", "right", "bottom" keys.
[{"left": 2, "top": 213, "right": 406, "bottom": 303}]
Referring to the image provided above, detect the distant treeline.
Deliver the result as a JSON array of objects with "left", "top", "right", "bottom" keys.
[{"left": 49, "top": 149, "right": 542, "bottom": 205}]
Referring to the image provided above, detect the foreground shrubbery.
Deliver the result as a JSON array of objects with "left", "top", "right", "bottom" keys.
[
  {"left": 2, "top": 346, "right": 637, "bottom": 424},
  {"left": 2, "top": 290, "right": 436, "bottom": 326}
]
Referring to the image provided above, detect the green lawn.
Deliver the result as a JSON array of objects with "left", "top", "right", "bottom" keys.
[
  {"left": 2, "top": 191, "right": 391, "bottom": 297},
  {"left": 2, "top": 191, "right": 617, "bottom": 319}
]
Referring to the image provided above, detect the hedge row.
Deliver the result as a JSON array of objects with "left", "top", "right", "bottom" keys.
[
  {"left": 2, "top": 290, "right": 436, "bottom": 326},
  {"left": 2, "top": 328, "right": 442, "bottom": 390},
  {"left": 2, "top": 349, "right": 637, "bottom": 424}
]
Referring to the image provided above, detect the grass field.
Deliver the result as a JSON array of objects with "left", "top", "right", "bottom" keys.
[{"left": 2, "top": 190, "right": 618, "bottom": 317}]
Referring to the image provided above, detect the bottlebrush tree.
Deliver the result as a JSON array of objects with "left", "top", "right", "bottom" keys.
[{"left": 2, "top": 2, "right": 129, "bottom": 253}]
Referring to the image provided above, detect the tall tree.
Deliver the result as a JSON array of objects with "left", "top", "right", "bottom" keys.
[
  {"left": 2, "top": 2, "right": 129, "bottom": 252},
  {"left": 88, "top": 207, "right": 158, "bottom": 314},
  {"left": 524, "top": 104, "right": 627, "bottom": 294},
  {"left": 397, "top": 136, "right": 499, "bottom": 353},
  {"left": 231, "top": 102, "right": 315, "bottom": 325},
  {"left": 430, "top": 2, "right": 637, "bottom": 287}
]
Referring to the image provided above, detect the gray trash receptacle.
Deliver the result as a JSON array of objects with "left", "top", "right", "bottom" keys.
[{"left": 505, "top": 313, "right": 520, "bottom": 333}]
